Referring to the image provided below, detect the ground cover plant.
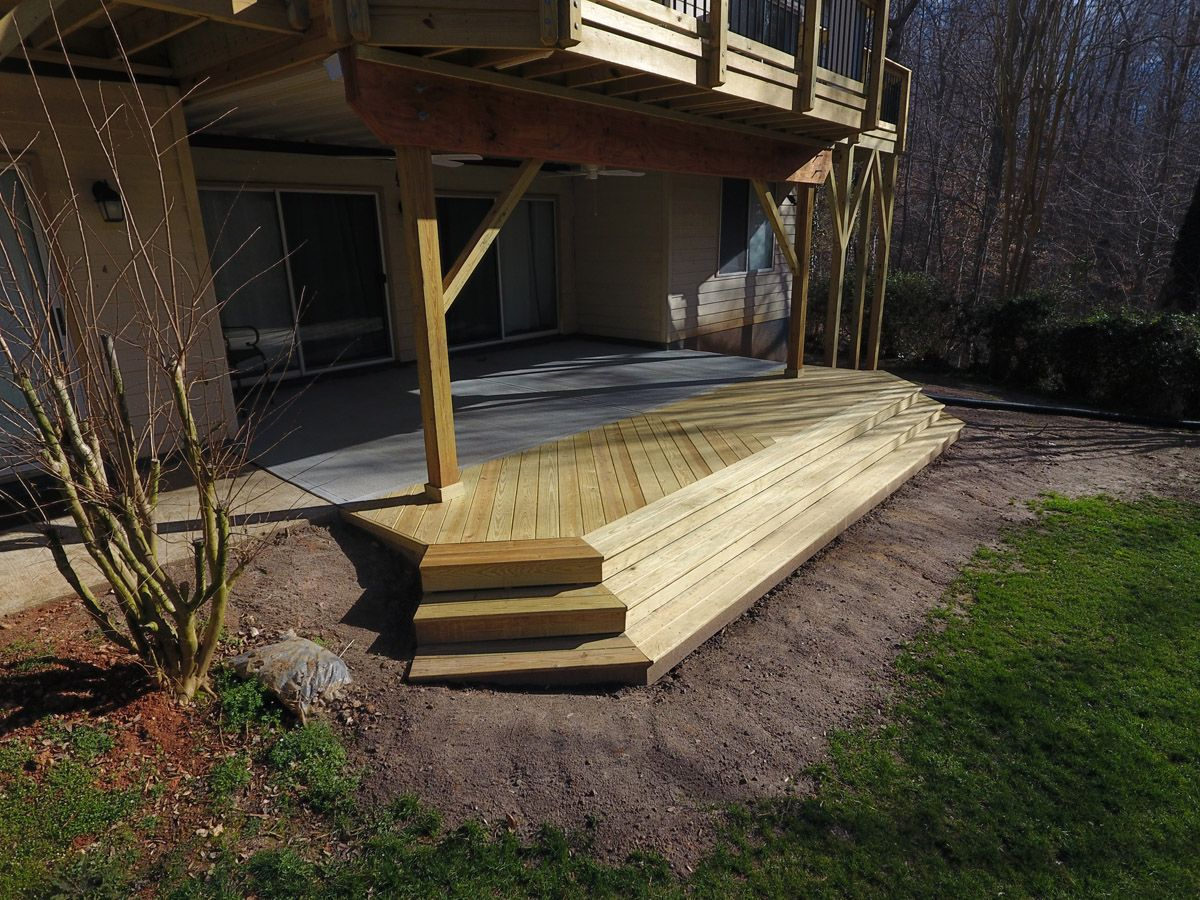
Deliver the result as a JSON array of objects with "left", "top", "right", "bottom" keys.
[{"left": 0, "top": 494, "right": 1197, "bottom": 897}]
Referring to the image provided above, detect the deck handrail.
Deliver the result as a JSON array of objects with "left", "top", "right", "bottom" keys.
[
  {"left": 879, "top": 58, "right": 911, "bottom": 150},
  {"left": 650, "top": 0, "right": 887, "bottom": 121}
]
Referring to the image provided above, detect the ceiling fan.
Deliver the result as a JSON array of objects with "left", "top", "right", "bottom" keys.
[
  {"left": 432, "top": 153, "right": 484, "bottom": 168},
  {"left": 551, "top": 164, "right": 645, "bottom": 180}
]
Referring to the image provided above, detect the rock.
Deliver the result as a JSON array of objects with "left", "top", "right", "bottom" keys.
[{"left": 228, "top": 630, "right": 352, "bottom": 723}]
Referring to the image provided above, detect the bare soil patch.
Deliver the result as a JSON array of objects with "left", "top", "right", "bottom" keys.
[{"left": 5, "top": 404, "right": 1198, "bottom": 871}]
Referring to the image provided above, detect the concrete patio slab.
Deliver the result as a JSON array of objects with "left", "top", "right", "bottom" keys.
[{"left": 251, "top": 339, "right": 778, "bottom": 504}]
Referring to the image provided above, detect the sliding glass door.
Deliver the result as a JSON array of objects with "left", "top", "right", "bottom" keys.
[
  {"left": 199, "top": 188, "right": 392, "bottom": 381},
  {"left": 437, "top": 195, "right": 558, "bottom": 348}
]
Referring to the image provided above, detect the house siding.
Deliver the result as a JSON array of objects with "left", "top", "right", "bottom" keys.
[
  {"left": 0, "top": 72, "right": 237, "bottom": 444},
  {"left": 666, "top": 173, "right": 796, "bottom": 360},
  {"left": 572, "top": 172, "right": 667, "bottom": 344}
]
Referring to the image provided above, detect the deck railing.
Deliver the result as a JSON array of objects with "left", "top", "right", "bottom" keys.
[
  {"left": 622, "top": 0, "right": 900, "bottom": 140},
  {"left": 817, "top": 0, "right": 872, "bottom": 82},
  {"left": 880, "top": 62, "right": 903, "bottom": 123},
  {"left": 878, "top": 58, "right": 911, "bottom": 150}
]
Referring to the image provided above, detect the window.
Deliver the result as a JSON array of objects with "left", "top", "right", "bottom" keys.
[
  {"left": 718, "top": 178, "right": 775, "bottom": 275},
  {"left": 437, "top": 195, "right": 559, "bottom": 348},
  {"left": 199, "top": 188, "right": 392, "bottom": 379}
]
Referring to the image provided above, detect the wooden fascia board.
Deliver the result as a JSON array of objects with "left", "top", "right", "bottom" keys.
[{"left": 346, "top": 46, "right": 832, "bottom": 184}]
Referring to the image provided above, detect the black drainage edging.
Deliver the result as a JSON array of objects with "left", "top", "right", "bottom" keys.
[{"left": 922, "top": 392, "right": 1200, "bottom": 432}]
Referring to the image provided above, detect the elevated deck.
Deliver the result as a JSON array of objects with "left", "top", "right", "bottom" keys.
[{"left": 345, "top": 366, "right": 962, "bottom": 685}]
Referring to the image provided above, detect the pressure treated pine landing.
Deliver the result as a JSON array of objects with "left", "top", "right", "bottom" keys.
[{"left": 342, "top": 367, "right": 963, "bottom": 686}]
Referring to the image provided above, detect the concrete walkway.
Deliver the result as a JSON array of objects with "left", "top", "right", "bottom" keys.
[
  {"left": 0, "top": 469, "right": 329, "bottom": 617},
  {"left": 252, "top": 339, "right": 778, "bottom": 504}
]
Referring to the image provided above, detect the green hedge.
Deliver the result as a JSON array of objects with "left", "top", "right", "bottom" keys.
[
  {"left": 875, "top": 274, "right": 1200, "bottom": 419},
  {"left": 985, "top": 297, "right": 1200, "bottom": 419}
]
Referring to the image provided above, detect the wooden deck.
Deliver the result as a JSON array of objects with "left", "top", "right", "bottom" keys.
[{"left": 344, "top": 366, "right": 963, "bottom": 685}]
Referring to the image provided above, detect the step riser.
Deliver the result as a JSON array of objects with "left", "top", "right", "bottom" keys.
[
  {"left": 407, "top": 634, "right": 651, "bottom": 685},
  {"left": 408, "top": 660, "right": 650, "bottom": 687},
  {"left": 419, "top": 558, "right": 603, "bottom": 592},
  {"left": 418, "top": 538, "right": 604, "bottom": 592},
  {"left": 414, "top": 605, "right": 626, "bottom": 643}
]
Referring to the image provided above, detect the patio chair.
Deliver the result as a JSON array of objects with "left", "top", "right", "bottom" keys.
[{"left": 223, "top": 325, "right": 268, "bottom": 390}]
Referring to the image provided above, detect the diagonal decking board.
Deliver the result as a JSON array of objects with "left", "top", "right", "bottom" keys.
[{"left": 343, "top": 366, "right": 963, "bottom": 685}]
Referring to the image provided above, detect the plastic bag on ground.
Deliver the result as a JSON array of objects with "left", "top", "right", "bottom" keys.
[{"left": 229, "top": 630, "right": 352, "bottom": 722}]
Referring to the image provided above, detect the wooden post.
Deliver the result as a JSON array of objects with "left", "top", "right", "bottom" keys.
[
  {"left": 796, "top": 0, "right": 822, "bottom": 113},
  {"left": 786, "top": 184, "right": 815, "bottom": 376},
  {"left": 849, "top": 171, "right": 875, "bottom": 368},
  {"left": 866, "top": 152, "right": 898, "bottom": 370},
  {"left": 863, "top": 0, "right": 890, "bottom": 130},
  {"left": 823, "top": 145, "right": 854, "bottom": 368},
  {"left": 396, "top": 146, "right": 462, "bottom": 501},
  {"left": 707, "top": 0, "right": 728, "bottom": 87}
]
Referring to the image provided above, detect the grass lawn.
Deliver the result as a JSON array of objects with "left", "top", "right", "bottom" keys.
[{"left": 1, "top": 494, "right": 1198, "bottom": 897}]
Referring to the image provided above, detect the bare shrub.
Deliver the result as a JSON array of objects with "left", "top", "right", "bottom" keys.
[{"left": 0, "top": 56, "right": 275, "bottom": 699}]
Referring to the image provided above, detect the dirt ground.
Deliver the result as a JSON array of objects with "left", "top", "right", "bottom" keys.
[{"left": 5, "top": 399, "right": 1200, "bottom": 871}]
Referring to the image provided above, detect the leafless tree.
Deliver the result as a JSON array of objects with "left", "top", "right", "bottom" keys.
[{"left": 0, "top": 51, "right": 283, "bottom": 700}]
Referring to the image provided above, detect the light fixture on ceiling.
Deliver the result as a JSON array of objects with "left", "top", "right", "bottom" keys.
[
  {"left": 550, "top": 164, "right": 645, "bottom": 181},
  {"left": 432, "top": 154, "right": 484, "bottom": 168}
]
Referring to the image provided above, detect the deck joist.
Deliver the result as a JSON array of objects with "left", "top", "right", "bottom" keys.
[{"left": 344, "top": 367, "right": 962, "bottom": 686}]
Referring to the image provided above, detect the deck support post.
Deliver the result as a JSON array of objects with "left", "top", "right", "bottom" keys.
[
  {"left": 849, "top": 169, "right": 876, "bottom": 369},
  {"left": 752, "top": 180, "right": 812, "bottom": 377},
  {"left": 866, "top": 152, "right": 898, "bottom": 370},
  {"left": 823, "top": 145, "right": 854, "bottom": 367},
  {"left": 824, "top": 145, "right": 878, "bottom": 368},
  {"left": 786, "top": 184, "right": 815, "bottom": 376},
  {"left": 396, "top": 145, "right": 462, "bottom": 501}
]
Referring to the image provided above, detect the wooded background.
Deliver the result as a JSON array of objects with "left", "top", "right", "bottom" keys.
[{"left": 883, "top": 0, "right": 1199, "bottom": 325}]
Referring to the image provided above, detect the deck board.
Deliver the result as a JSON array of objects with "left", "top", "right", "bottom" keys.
[
  {"left": 344, "top": 367, "right": 964, "bottom": 685},
  {"left": 346, "top": 369, "right": 934, "bottom": 547}
]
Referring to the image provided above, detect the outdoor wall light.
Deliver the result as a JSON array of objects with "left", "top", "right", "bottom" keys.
[{"left": 91, "top": 180, "right": 124, "bottom": 223}]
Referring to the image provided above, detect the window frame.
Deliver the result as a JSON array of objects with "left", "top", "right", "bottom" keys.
[
  {"left": 716, "top": 177, "right": 778, "bottom": 278},
  {"left": 198, "top": 183, "right": 395, "bottom": 381}
]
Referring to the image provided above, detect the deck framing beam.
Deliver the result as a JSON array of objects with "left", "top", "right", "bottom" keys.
[
  {"left": 346, "top": 46, "right": 832, "bottom": 185},
  {"left": 396, "top": 145, "right": 461, "bottom": 500},
  {"left": 0, "top": 0, "right": 72, "bottom": 61},
  {"left": 443, "top": 158, "right": 544, "bottom": 312}
]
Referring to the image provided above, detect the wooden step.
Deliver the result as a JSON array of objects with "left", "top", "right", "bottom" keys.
[
  {"left": 631, "top": 414, "right": 965, "bottom": 683},
  {"left": 608, "top": 398, "right": 945, "bottom": 607},
  {"left": 587, "top": 384, "right": 924, "bottom": 567},
  {"left": 413, "top": 584, "right": 626, "bottom": 643},
  {"left": 418, "top": 537, "right": 604, "bottom": 592},
  {"left": 408, "top": 634, "right": 651, "bottom": 686}
]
